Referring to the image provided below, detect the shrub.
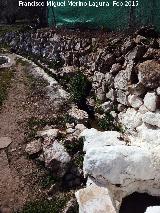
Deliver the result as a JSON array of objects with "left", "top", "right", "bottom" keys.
[
  {"left": 98, "top": 112, "right": 124, "bottom": 132},
  {"left": 21, "top": 196, "right": 68, "bottom": 213},
  {"left": 69, "top": 72, "right": 91, "bottom": 103}
]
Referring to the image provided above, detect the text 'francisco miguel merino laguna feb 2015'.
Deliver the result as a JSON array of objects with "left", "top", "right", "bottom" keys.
[{"left": 18, "top": 0, "right": 139, "bottom": 7}]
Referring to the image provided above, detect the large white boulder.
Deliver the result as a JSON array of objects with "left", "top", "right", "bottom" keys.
[
  {"left": 79, "top": 128, "right": 124, "bottom": 152},
  {"left": 75, "top": 184, "right": 117, "bottom": 213},
  {"left": 83, "top": 145, "right": 157, "bottom": 185}
]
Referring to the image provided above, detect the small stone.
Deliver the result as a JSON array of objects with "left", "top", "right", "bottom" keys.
[
  {"left": 128, "top": 94, "right": 143, "bottom": 109},
  {"left": 110, "top": 63, "right": 122, "bottom": 75},
  {"left": 101, "top": 101, "right": 112, "bottom": 112},
  {"left": 37, "top": 129, "right": 59, "bottom": 139},
  {"left": 106, "top": 89, "right": 115, "bottom": 101},
  {"left": 69, "top": 106, "right": 88, "bottom": 123},
  {"left": 134, "top": 35, "right": 147, "bottom": 44},
  {"left": 116, "top": 90, "right": 129, "bottom": 105},
  {"left": 0, "top": 137, "right": 12, "bottom": 149},
  {"left": 25, "top": 139, "right": 42, "bottom": 155},
  {"left": 156, "top": 87, "right": 160, "bottom": 95},
  {"left": 144, "top": 92, "right": 157, "bottom": 112},
  {"left": 138, "top": 105, "right": 149, "bottom": 114}
]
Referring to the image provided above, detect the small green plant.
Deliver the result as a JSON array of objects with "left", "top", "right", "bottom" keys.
[
  {"left": 0, "top": 68, "right": 14, "bottom": 107},
  {"left": 16, "top": 58, "right": 30, "bottom": 67},
  {"left": 63, "top": 137, "right": 84, "bottom": 156},
  {"left": 21, "top": 195, "right": 68, "bottom": 213},
  {"left": 98, "top": 112, "right": 115, "bottom": 131},
  {"left": 98, "top": 112, "right": 124, "bottom": 132},
  {"left": 48, "top": 59, "right": 64, "bottom": 70},
  {"left": 73, "top": 153, "right": 84, "bottom": 169},
  {"left": 69, "top": 72, "right": 91, "bottom": 103}
]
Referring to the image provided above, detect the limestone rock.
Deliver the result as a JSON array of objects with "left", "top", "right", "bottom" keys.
[
  {"left": 0, "top": 137, "right": 12, "bottom": 149},
  {"left": 110, "top": 63, "right": 122, "bottom": 74},
  {"left": 106, "top": 89, "right": 115, "bottom": 101},
  {"left": 142, "top": 111, "right": 160, "bottom": 128},
  {"left": 114, "top": 66, "right": 132, "bottom": 91},
  {"left": 134, "top": 35, "right": 147, "bottom": 44},
  {"left": 69, "top": 106, "right": 88, "bottom": 123},
  {"left": 116, "top": 90, "right": 128, "bottom": 105},
  {"left": 101, "top": 101, "right": 112, "bottom": 112},
  {"left": 37, "top": 128, "right": 59, "bottom": 139},
  {"left": 137, "top": 60, "right": 160, "bottom": 88},
  {"left": 43, "top": 140, "right": 71, "bottom": 177},
  {"left": 144, "top": 92, "right": 157, "bottom": 112},
  {"left": 138, "top": 105, "right": 149, "bottom": 114},
  {"left": 128, "top": 94, "right": 143, "bottom": 109},
  {"left": 145, "top": 206, "right": 160, "bottom": 213},
  {"left": 75, "top": 184, "right": 117, "bottom": 213},
  {"left": 25, "top": 139, "right": 42, "bottom": 155},
  {"left": 121, "top": 39, "right": 135, "bottom": 54},
  {"left": 118, "top": 108, "right": 143, "bottom": 132},
  {"left": 125, "top": 45, "right": 146, "bottom": 61},
  {"left": 156, "top": 87, "right": 160, "bottom": 95},
  {"left": 79, "top": 128, "right": 124, "bottom": 152}
]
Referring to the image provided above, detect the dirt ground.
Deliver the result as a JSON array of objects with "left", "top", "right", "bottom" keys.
[{"left": 0, "top": 56, "right": 63, "bottom": 212}]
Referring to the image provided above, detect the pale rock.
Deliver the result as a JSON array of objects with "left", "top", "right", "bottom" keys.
[
  {"left": 134, "top": 35, "right": 147, "bottom": 44},
  {"left": 106, "top": 89, "right": 115, "bottom": 101},
  {"left": 116, "top": 90, "right": 128, "bottom": 105},
  {"left": 96, "top": 87, "right": 105, "bottom": 101},
  {"left": 101, "top": 101, "right": 112, "bottom": 112},
  {"left": 138, "top": 105, "right": 149, "bottom": 114},
  {"left": 137, "top": 60, "right": 160, "bottom": 89},
  {"left": 142, "top": 111, "right": 160, "bottom": 128},
  {"left": 71, "top": 124, "right": 87, "bottom": 138},
  {"left": 79, "top": 128, "right": 124, "bottom": 152},
  {"left": 125, "top": 45, "right": 146, "bottom": 62},
  {"left": 66, "top": 128, "right": 75, "bottom": 134},
  {"left": 128, "top": 94, "right": 143, "bottom": 109},
  {"left": 75, "top": 184, "right": 117, "bottom": 213},
  {"left": 25, "top": 139, "right": 42, "bottom": 155},
  {"left": 66, "top": 123, "right": 75, "bottom": 129},
  {"left": 75, "top": 124, "right": 86, "bottom": 132},
  {"left": 105, "top": 73, "right": 114, "bottom": 85},
  {"left": 114, "top": 66, "right": 132, "bottom": 91},
  {"left": 156, "top": 87, "right": 160, "bottom": 95},
  {"left": 0, "top": 137, "right": 12, "bottom": 149},
  {"left": 118, "top": 108, "right": 143, "bottom": 132},
  {"left": 43, "top": 140, "right": 71, "bottom": 177},
  {"left": 121, "top": 39, "right": 135, "bottom": 54},
  {"left": 37, "top": 128, "right": 59, "bottom": 139},
  {"left": 69, "top": 106, "right": 88, "bottom": 123},
  {"left": 83, "top": 144, "right": 157, "bottom": 185},
  {"left": 117, "top": 104, "right": 126, "bottom": 112},
  {"left": 144, "top": 92, "right": 157, "bottom": 112},
  {"left": 110, "top": 63, "right": 122, "bottom": 74},
  {"left": 135, "top": 128, "right": 160, "bottom": 149},
  {"left": 145, "top": 206, "right": 160, "bottom": 213},
  {"left": 93, "top": 71, "right": 104, "bottom": 84}
]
